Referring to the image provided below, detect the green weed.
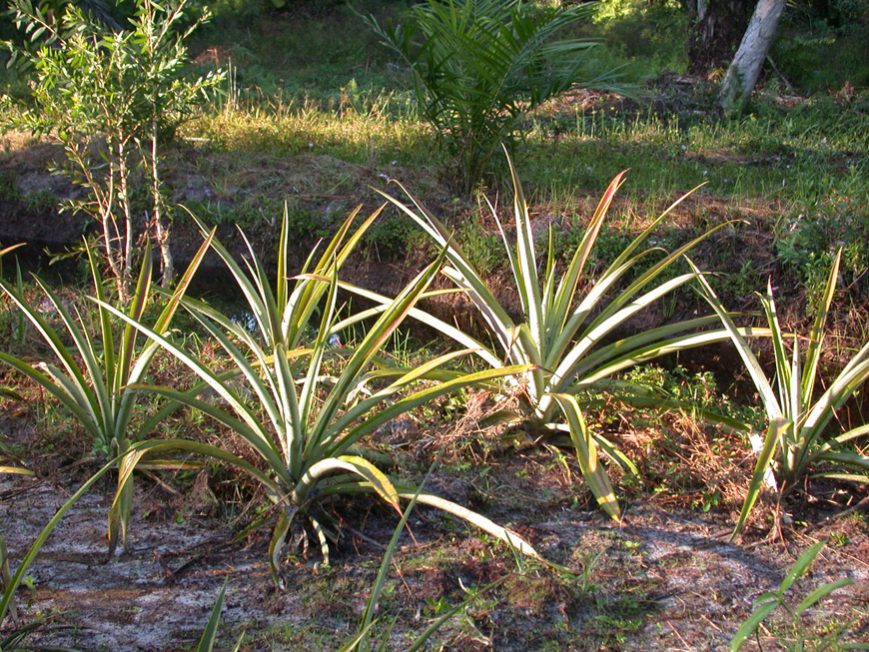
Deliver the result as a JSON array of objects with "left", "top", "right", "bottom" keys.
[{"left": 731, "top": 542, "right": 855, "bottom": 651}]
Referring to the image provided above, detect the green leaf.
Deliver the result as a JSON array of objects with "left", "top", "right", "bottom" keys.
[
  {"left": 296, "top": 456, "right": 400, "bottom": 513},
  {"left": 196, "top": 580, "right": 228, "bottom": 652},
  {"left": 794, "top": 577, "right": 852, "bottom": 615},
  {"left": 107, "top": 446, "right": 143, "bottom": 556},
  {"left": 552, "top": 393, "right": 620, "bottom": 521},
  {"left": 406, "top": 492, "right": 540, "bottom": 560},
  {"left": 801, "top": 249, "right": 841, "bottom": 402},
  {"left": 730, "top": 600, "right": 779, "bottom": 651},
  {"left": 0, "top": 465, "right": 34, "bottom": 476},
  {"left": 690, "top": 260, "right": 782, "bottom": 420},
  {"left": 552, "top": 170, "right": 626, "bottom": 331},
  {"left": 779, "top": 541, "right": 826, "bottom": 594},
  {"left": 268, "top": 507, "right": 294, "bottom": 588},
  {"left": 733, "top": 419, "right": 787, "bottom": 538},
  {"left": 336, "top": 363, "right": 532, "bottom": 449}
]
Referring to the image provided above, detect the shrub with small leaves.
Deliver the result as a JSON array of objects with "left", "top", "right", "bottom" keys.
[{"left": 3, "top": 0, "right": 223, "bottom": 298}]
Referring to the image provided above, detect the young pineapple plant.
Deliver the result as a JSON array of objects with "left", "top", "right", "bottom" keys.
[
  {"left": 350, "top": 151, "right": 741, "bottom": 520},
  {"left": 693, "top": 250, "right": 869, "bottom": 535},
  {"left": 101, "top": 205, "right": 539, "bottom": 583}
]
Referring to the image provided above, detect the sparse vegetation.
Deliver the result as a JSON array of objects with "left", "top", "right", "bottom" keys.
[{"left": 730, "top": 541, "right": 854, "bottom": 651}]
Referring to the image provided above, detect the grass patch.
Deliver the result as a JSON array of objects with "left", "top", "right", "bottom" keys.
[{"left": 186, "top": 98, "right": 430, "bottom": 167}]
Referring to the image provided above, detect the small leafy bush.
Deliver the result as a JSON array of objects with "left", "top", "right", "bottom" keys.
[{"left": 3, "top": 0, "right": 223, "bottom": 298}]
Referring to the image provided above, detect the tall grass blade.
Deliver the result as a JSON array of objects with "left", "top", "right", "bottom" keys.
[
  {"left": 553, "top": 393, "right": 620, "bottom": 520},
  {"left": 802, "top": 249, "right": 841, "bottom": 402},
  {"left": 732, "top": 419, "right": 787, "bottom": 537},
  {"left": 196, "top": 581, "right": 228, "bottom": 652},
  {"left": 351, "top": 479, "right": 426, "bottom": 651}
]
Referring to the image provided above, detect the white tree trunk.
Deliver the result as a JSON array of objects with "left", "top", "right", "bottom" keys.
[{"left": 719, "top": 0, "right": 787, "bottom": 115}]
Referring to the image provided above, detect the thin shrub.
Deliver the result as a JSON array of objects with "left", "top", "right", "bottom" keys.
[{"left": 3, "top": 0, "right": 223, "bottom": 297}]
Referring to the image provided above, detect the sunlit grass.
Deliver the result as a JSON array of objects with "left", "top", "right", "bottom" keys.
[
  {"left": 522, "top": 102, "right": 868, "bottom": 213},
  {"left": 184, "top": 90, "right": 867, "bottom": 221},
  {"left": 175, "top": 92, "right": 867, "bottom": 316},
  {"left": 185, "top": 97, "right": 432, "bottom": 168}
]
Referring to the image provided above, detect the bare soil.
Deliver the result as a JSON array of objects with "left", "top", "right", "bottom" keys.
[{"left": 2, "top": 427, "right": 867, "bottom": 650}]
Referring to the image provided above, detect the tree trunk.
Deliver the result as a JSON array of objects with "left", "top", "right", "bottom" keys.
[
  {"left": 117, "top": 139, "right": 134, "bottom": 298},
  {"left": 718, "top": 0, "right": 787, "bottom": 115},
  {"left": 148, "top": 125, "right": 174, "bottom": 288},
  {"left": 687, "top": 0, "right": 754, "bottom": 75},
  {"left": 155, "top": 217, "right": 173, "bottom": 288}
]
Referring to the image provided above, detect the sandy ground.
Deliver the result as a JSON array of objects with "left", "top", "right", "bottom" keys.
[{"left": 2, "top": 466, "right": 866, "bottom": 651}]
